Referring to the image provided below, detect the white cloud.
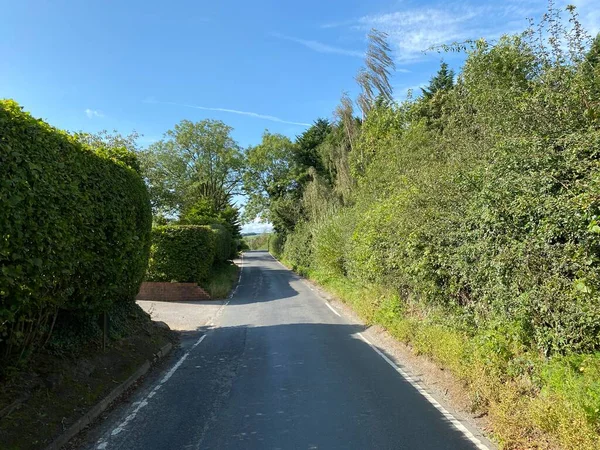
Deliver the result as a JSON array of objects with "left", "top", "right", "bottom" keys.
[
  {"left": 355, "top": 6, "right": 492, "bottom": 62},
  {"left": 329, "top": 1, "right": 549, "bottom": 63},
  {"left": 84, "top": 108, "right": 103, "bottom": 118},
  {"left": 241, "top": 219, "right": 273, "bottom": 235},
  {"left": 271, "top": 32, "right": 364, "bottom": 57},
  {"left": 147, "top": 99, "right": 310, "bottom": 127}
]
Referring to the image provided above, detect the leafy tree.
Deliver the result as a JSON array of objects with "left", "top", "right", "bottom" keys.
[
  {"left": 585, "top": 33, "right": 600, "bottom": 69},
  {"left": 181, "top": 197, "right": 242, "bottom": 238},
  {"left": 75, "top": 130, "right": 142, "bottom": 173},
  {"left": 243, "top": 131, "right": 301, "bottom": 233},
  {"left": 140, "top": 119, "right": 244, "bottom": 217},
  {"left": 582, "top": 33, "right": 600, "bottom": 122}
]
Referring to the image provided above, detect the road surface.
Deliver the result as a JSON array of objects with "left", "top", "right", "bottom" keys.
[{"left": 84, "top": 251, "right": 489, "bottom": 450}]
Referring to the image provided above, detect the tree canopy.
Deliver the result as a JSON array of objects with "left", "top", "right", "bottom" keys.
[{"left": 140, "top": 119, "right": 244, "bottom": 218}]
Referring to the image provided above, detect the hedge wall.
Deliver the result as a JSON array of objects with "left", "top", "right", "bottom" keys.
[
  {"left": 0, "top": 100, "right": 152, "bottom": 359},
  {"left": 146, "top": 225, "right": 216, "bottom": 283},
  {"left": 210, "top": 224, "right": 232, "bottom": 264}
]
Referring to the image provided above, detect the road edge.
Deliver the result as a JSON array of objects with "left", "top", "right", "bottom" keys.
[
  {"left": 268, "top": 251, "right": 497, "bottom": 450},
  {"left": 44, "top": 341, "right": 173, "bottom": 450}
]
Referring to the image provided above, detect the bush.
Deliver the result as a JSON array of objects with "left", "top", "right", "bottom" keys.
[
  {"left": 268, "top": 233, "right": 285, "bottom": 258},
  {"left": 282, "top": 222, "right": 313, "bottom": 275},
  {"left": 147, "top": 225, "right": 215, "bottom": 283},
  {"left": 210, "top": 223, "right": 232, "bottom": 263},
  {"left": 0, "top": 100, "right": 152, "bottom": 361},
  {"left": 312, "top": 210, "right": 355, "bottom": 277}
]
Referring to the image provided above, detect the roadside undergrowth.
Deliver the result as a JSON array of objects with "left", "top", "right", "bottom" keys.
[
  {"left": 291, "top": 264, "right": 600, "bottom": 450},
  {"left": 201, "top": 262, "right": 240, "bottom": 299}
]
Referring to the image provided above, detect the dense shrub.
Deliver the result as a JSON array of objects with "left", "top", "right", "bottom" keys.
[
  {"left": 147, "top": 225, "right": 215, "bottom": 283},
  {"left": 282, "top": 222, "right": 313, "bottom": 275},
  {"left": 268, "top": 233, "right": 285, "bottom": 258},
  {"left": 210, "top": 224, "right": 233, "bottom": 263},
  {"left": 0, "top": 100, "right": 152, "bottom": 361},
  {"left": 312, "top": 210, "right": 355, "bottom": 277},
  {"left": 276, "top": 15, "right": 600, "bottom": 448}
]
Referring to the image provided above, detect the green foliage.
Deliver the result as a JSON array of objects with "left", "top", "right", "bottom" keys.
[
  {"left": 268, "top": 233, "right": 285, "bottom": 259},
  {"left": 311, "top": 209, "right": 355, "bottom": 277},
  {"left": 75, "top": 130, "right": 143, "bottom": 174},
  {"left": 210, "top": 224, "right": 233, "bottom": 263},
  {"left": 243, "top": 132, "right": 301, "bottom": 233},
  {"left": 180, "top": 197, "right": 242, "bottom": 239},
  {"left": 275, "top": 9, "right": 600, "bottom": 448},
  {"left": 0, "top": 100, "right": 152, "bottom": 362},
  {"left": 282, "top": 222, "right": 313, "bottom": 275},
  {"left": 244, "top": 233, "right": 270, "bottom": 250},
  {"left": 294, "top": 119, "right": 333, "bottom": 184},
  {"left": 421, "top": 61, "right": 455, "bottom": 99},
  {"left": 147, "top": 225, "right": 215, "bottom": 283},
  {"left": 201, "top": 262, "right": 239, "bottom": 299},
  {"left": 140, "top": 119, "right": 244, "bottom": 216}
]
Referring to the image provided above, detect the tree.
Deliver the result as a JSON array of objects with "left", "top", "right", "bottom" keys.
[
  {"left": 140, "top": 119, "right": 244, "bottom": 217},
  {"left": 421, "top": 61, "right": 455, "bottom": 99},
  {"left": 243, "top": 131, "right": 301, "bottom": 233},
  {"left": 180, "top": 197, "right": 242, "bottom": 238},
  {"left": 294, "top": 118, "right": 332, "bottom": 184},
  {"left": 75, "top": 130, "right": 142, "bottom": 173},
  {"left": 356, "top": 29, "right": 396, "bottom": 117}
]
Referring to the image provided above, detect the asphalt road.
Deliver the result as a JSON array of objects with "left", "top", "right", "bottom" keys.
[{"left": 84, "top": 251, "right": 487, "bottom": 450}]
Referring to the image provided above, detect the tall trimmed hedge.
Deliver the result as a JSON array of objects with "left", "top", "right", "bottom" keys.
[
  {"left": 0, "top": 100, "right": 152, "bottom": 358},
  {"left": 147, "top": 225, "right": 216, "bottom": 283},
  {"left": 210, "top": 224, "right": 232, "bottom": 263}
]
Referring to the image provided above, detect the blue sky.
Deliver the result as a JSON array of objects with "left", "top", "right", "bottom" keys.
[{"left": 2, "top": 0, "right": 598, "bottom": 232}]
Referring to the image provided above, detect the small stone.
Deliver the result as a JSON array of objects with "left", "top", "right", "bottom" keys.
[{"left": 153, "top": 320, "right": 170, "bottom": 330}]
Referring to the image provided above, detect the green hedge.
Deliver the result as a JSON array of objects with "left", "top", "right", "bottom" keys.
[
  {"left": 282, "top": 223, "right": 313, "bottom": 275},
  {"left": 268, "top": 233, "right": 285, "bottom": 258},
  {"left": 147, "top": 225, "right": 216, "bottom": 282},
  {"left": 210, "top": 224, "right": 232, "bottom": 263},
  {"left": 0, "top": 100, "right": 152, "bottom": 359}
]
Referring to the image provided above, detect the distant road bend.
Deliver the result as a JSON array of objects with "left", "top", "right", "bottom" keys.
[{"left": 85, "top": 251, "right": 491, "bottom": 450}]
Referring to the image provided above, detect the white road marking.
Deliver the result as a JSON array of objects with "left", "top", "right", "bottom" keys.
[
  {"left": 97, "top": 333, "right": 209, "bottom": 447},
  {"left": 228, "top": 253, "right": 244, "bottom": 299},
  {"left": 324, "top": 302, "right": 341, "bottom": 317},
  {"left": 207, "top": 254, "right": 243, "bottom": 326},
  {"left": 356, "top": 332, "right": 491, "bottom": 450},
  {"left": 97, "top": 255, "right": 245, "bottom": 448},
  {"left": 269, "top": 251, "right": 491, "bottom": 447}
]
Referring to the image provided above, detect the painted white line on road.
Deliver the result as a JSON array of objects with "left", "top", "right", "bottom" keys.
[
  {"left": 96, "top": 255, "right": 247, "bottom": 448},
  {"left": 228, "top": 253, "right": 244, "bottom": 299},
  {"left": 191, "top": 333, "right": 207, "bottom": 349},
  {"left": 160, "top": 353, "right": 189, "bottom": 384},
  {"left": 325, "top": 302, "right": 341, "bottom": 317},
  {"left": 96, "top": 333, "right": 209, "bottom": 448},
  {"left": 356, "top": 332, "right": 491, "bottom": 450},
  {"left": 206, "top": 253, "right": 244, "bottom": 326}
]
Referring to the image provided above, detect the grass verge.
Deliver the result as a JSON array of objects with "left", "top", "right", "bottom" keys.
[
  {"left": 201, "top": 261, "right": 240, "bottom": 299},
  {"left": 286, "top": 261, "right": 600, "bottom": 450}
]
